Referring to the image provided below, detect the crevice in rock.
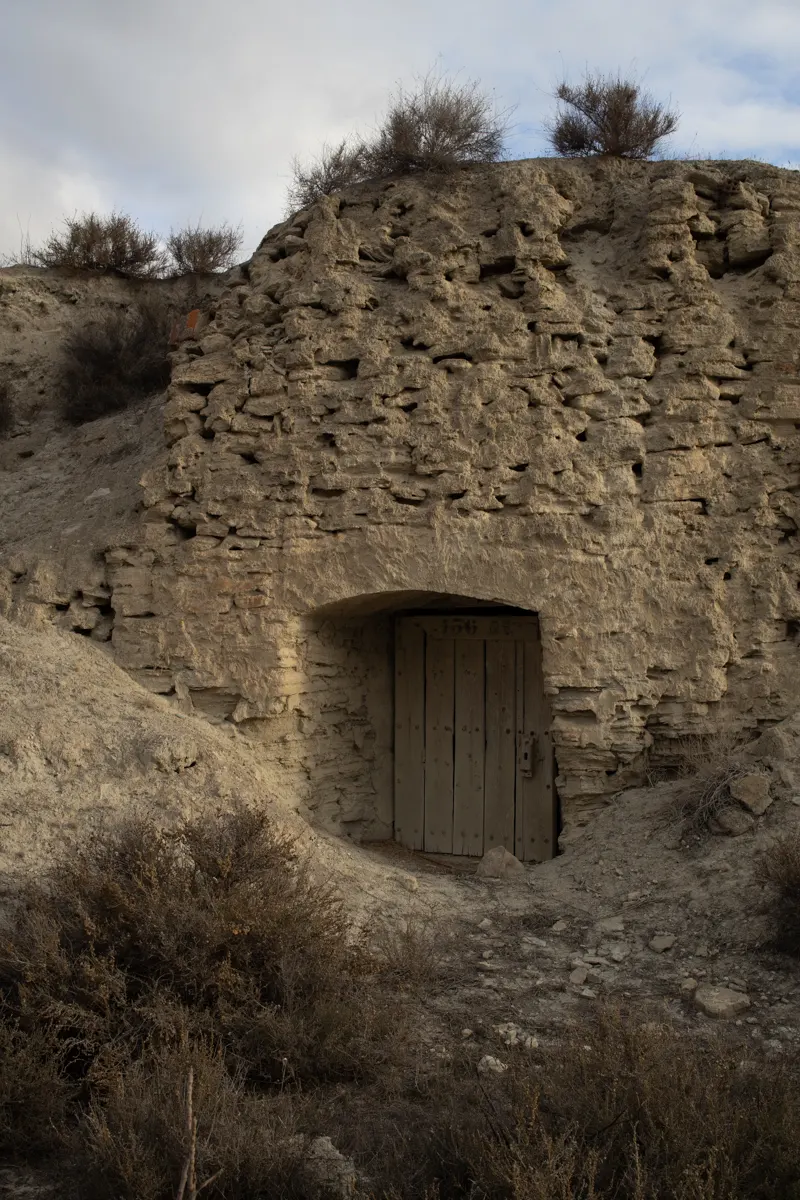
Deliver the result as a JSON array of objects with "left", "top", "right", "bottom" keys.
[
  {"left": 479, "top": 258, "right": 516, "bottom": 279},
  {"left": 322, "top": 359, "right": 360, "bottom": 378}
]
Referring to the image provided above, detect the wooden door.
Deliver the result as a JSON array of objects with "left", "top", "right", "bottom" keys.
[{"left": 394, "top": 615, "right": 555, "bottom": 862}]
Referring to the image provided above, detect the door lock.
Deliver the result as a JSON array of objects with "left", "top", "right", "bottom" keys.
[{"left": 518, "top": 732, "right": 538, "bottom": 777}]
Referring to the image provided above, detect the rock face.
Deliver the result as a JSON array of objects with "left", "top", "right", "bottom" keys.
[
  {"left": 694, "top": 985, "right": 751, "bottom": 1019},
  {"left": 4, "top": 157, "right": 800, "bottom": 845},
  {"left": 476, "top": 846, "right": 526, "bottom": 879}
]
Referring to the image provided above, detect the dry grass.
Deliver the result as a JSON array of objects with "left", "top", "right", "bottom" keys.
[
  {"left": 0, "top": 1022, "right": 71, "bottom": 1157},
  {"left": 443, "top": 1005, "right": 800, "bottom": 1200},
  {"left": 0, "top": 226, "right": 37, "bottom": 268},
  {"left": 32, "top": 211, "right": 168, "bottom": 278},
  {"left": 3, "top": 811, "right": 799, "bottom": 1198},
  {"left": 756, "top": 831, "right": 800, "bottom": 956},
  {"left": 659, "top": 731, "right": 759, "bottom": 836},
  {"left": 70, "top": 1043, "right": 310, "bottom": 1200},
  {"left": 57, "top": 295, "right": 176, "bottom": 425},
  {"left": 166, "top": 223, "right": 243, "bottom": 275},
  {"left": 322, "top": 1004, "right": 800, "bottom": 1200},
  {"left": 0, "top": 805, "right": 420, "bottom": 1193},
  {"left": 544, "top": 70, "right": 680, "bottom": 160}
]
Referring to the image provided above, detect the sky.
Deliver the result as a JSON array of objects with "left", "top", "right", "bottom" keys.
[{"left": 1, "top": 0, "right": 799, "bottom": 264}]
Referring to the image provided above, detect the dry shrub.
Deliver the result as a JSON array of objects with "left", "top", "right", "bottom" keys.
[
  {"left": 0, "top": 807, "right": 399, "bottom": 1093},
  {"left": 363, "top": 71, "right": 511, "bottom": 177},
  {"left": 0, "top": 1022, "right": 72, "bottom": 1158},
  {"left": 756, "top": 831, "right": 800, "bottom": 956},
  {"left": 662, "top": 731, "right": 758, "bottom": 835},
  {"left": 71, "top": 1041, "right": 308, "bottom": 1200},
  {"left": 166, "top": 222, "right": 243, "bottom": 275},
  {"left": 367, "top": 913, "right": 454, "bottom": 995},
  {"left": 544, "top": 70, "right": 680, "bottom": 160},
  {"left": 324, "top": 1004, "right": 800, "bottom": 1200},
  {"left": 287, "top": 139, "right": 370, "bottom": 212},
  {"left": 0, "top": 227, "right": 37, "bottom": 267},
  {"left": 287, "top": 70, "right": 512, "bottom": 210},
  {"left": 428, "top": 1005, "right": 800, "bottom": 1200},
  {"left": 0, "top": 382, "right": 12, "bottom": 435},
  {"left": 2, "top": 809, "right": 800, "bottom": 1198},
  {"left": 33, "top": 211, "right": 168, "bottom": 278},
  {"left": 57, "top": 295, "right": 175, "bottom": 424}
]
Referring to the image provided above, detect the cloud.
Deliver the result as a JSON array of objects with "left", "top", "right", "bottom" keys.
[{"left": 0, "top": 0, "right": 798, "bottom": 261}]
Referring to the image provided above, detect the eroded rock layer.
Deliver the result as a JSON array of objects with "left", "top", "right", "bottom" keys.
[{"left": 13, "top": 157, "right": 800, "bottom": 836}]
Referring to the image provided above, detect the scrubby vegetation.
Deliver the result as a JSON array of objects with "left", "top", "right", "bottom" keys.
[
  {"left": 287, "top": 139, "right": 371, "bottom": 211},
  {"left": 658, "top": 732, "right": 759, "bottom": 836},
  {"left": 363, "top": 71, "right": 511, "bottom": 176},
  {"left": 33, "top": 211, "right": 169, "bottom": 278},
  {"left": 3, "top": 67, "right": 685, "bottom": 264},
  {"left": 287, "top": 70, "right": 512, "bottom": 210},
  {"left": 57, "top": 295, "right": 176, "bottom": 424},
  {"left": 543, "top": 70, "right": 680, "bottom": 160},
  {"left": 757, "top": 831, "right": 800, "bottom": 956},
  {"left": 166, "top": 221, "right": 243, "bottom": 275},
  {"left": 23, "top": 211, "right": 242, "bottom": 278},
  {"left": 1, "top": 807, "right": 799, "bottom": 1199}
]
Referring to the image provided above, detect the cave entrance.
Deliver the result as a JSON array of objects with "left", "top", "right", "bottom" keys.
[{"left": 394, "top": 611, "right": 556, "bottom": 862}]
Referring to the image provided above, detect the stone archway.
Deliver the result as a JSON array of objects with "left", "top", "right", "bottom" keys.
[{"left": 301, "top": 591, "right": 557, "bottom": 861}]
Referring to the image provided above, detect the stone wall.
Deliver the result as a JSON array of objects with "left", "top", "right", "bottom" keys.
[{"left": 98, "top": 156, "right": 800, "bottom": 834}]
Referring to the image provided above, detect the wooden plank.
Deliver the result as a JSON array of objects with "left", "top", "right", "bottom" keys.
[
  {"left": 484, "top": 639, "right": 516, "bottom": 855},
  {"left": 514, "top": 640, "right": 526, "bottom": 860},
  {"left": 410, "top": 615, "right": 539, "bottom": 641},
  {"left": 453, "top": 639, "right": 485, "bottom": 855},
  {"left": 424, "top": 636, "right": 456, "bottom": 853},
  {"left": 520, "top": 636, "right": 557, "bottom": 862},
  {"left": 394, "top": 620, "right": 426, "bottom": 850}
]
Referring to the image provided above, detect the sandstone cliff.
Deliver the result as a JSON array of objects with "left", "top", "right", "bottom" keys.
[{"left": 3, "top": 157, "right": 800, "bottom": 839}]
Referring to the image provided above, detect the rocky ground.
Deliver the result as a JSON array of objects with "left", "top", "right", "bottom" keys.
[
  {"left": 367, "top": 773, "right": 800, "bottom": 1068},
  {"left": 2, "top": 613, "right": 798, "bottom": 1063},
  {"left": 0, "top": 616, "right": 798, "bottom": 1198}
]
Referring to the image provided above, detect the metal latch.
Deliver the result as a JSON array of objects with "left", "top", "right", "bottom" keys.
[{"left": 518, "top": 732, "right": 538, "bottom": 777}]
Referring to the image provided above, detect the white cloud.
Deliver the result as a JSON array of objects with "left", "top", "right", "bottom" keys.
[{"left": 0, "top": 0, "right": 798, "bottom": 261}]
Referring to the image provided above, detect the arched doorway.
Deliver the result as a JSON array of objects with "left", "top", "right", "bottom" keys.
[{"left": 308, "top": 591, "right": 557, "bottom": 862}]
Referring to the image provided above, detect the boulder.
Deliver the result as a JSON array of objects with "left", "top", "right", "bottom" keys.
[
  {"left": 476, "top": 846, "right": 526, "bottom": 880},
  {"left": 297, "top": 1136, "right": 360, "bottom": 1200},
  {"left": 709, "top": 806, "right": 755, "bottom": 836},
  {"left": 694, "top": 985, "right": 751, "bottom": 1019},
  {"left": 730, "top": 774, "right": 773, "bottom": 816}
]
